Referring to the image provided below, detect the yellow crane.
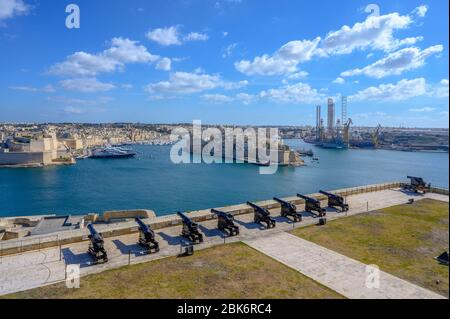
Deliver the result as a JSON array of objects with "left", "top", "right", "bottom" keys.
[
  {"left": 343, "top": 118, "right": 353, "bottom": 147},
  {"left": 372, "top": 124, "right": 382, "bottom": 148}
]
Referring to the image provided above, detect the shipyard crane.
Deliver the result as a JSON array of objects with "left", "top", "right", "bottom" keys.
[
  {"left": 372, "top": 124, "right": 382, "bottom": 148},
  {"left": 343, "top": 118, "right": 353, "bottom": 147}
]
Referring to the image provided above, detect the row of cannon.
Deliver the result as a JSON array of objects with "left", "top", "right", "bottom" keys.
[{"left": 86, "top": 190, "right": 349, "bottom": 264}]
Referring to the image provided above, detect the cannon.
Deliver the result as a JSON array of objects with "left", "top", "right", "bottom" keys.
[
  {"left": 273, "top": 197, "right": 302, "bottom": 222},
  {"left": 135, "top": 217, "right": 159, "bottom": 253},
  {"left": 319, "top": 190, "right": 349, "bottom": 212},
  {"left": 177, "top": 212, "right": 204, "bottom": 244},
  {"left": 296, "top": 194, "right": 326, "bottom": 217},
  {"left": 404, "top": 176, "right": 431, "bottom": 194},
  {"left": 211, "top": 209, "right": 239, "bottom": 236},
  {"left": 246, "top": 202, "right": 276, "bottom": 228},
  {"left": 87, "top": 224, "right": 108, "bottom": 263}
]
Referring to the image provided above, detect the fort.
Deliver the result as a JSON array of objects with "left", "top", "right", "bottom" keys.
[{"left": 0, "top": 179, "right": 448, "bottom": 298}]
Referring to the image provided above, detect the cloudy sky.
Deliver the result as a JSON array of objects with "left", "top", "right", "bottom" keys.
[{"left": 0, "top": 0, "right": 448, "bottom": 127}]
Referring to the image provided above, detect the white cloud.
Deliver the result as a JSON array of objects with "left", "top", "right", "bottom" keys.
[
  {"left": 155, "top": 57, "right": 172, "bottom": 71},
  {"left": 146, "top": 26, "right": 209, "bottom": 46},
  {"left": 235, "top": 38, "right": 321, "bottom": 75},
  {"left": 0, "top": 0, "right": 29, "bottom": 21},
  {"left": 341, "top": 45, "right": 443, "bottom": 79},
  {"left": 60, "top": 78, "right": 116, "bottom": 93},
  {"left": 333, "top": 77, "right": 345, "bottom": 84},
  {"left": 235, "top": 6, "right": 427, "bottom": 76},
  {"left": 200, "top": 92, "right": 257, "bottom": 105},
  {"left": 9, "top": 84, "right": 55, "bottom": 93},
  {"left": 430, "top": 79, "right": 449, "bottom": 98},
  {"left": 413, "top": 5, "right": 428, "bottom": 18},
  {"left": 353, "top": 111, "right": 388, "bottom": 119},
  {"left": 321, "top": 12, "right": 417, "bottom": 55},
  {"left": 146, "top": 26, "right": 181, "bottom": 46},
  {"left": 236, "top": 93, "right": 256, "bottom": 105},
  {"left": 222, "top": 43, "right": 238, "bottom": 58},
  {"left": 409, "top": 107, "right": 436, "bottom": 112},
  {"left": 350, "top": 78, "right": 427, "bottom": 101},
  {"left": 48, "top": 96, "right": 114, "bottom": 106},
  {"left": 286, "top": 71, "right": 308, "bottom": 80},
  {"left": 63, "top": 106, "right": 84, "bottom": 115},
  {"left": 49, "top": 37, "right": 160, "bottom": 77},
  {"left": 183, "top": 32, "right": 209, "bottom": 42},
  {"left": 201, "top": 94, "right": 233, "bottom": 103},
  {"left": 259, "top": 82, "right": 325, "bottom": 104},
  {"left": 145, "top": 71, "right": 247, "bottom": 95}
]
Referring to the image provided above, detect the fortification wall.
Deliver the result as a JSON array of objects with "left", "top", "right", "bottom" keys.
[{"left": 0, "top": 182, "right": 446, "bottom": 256}]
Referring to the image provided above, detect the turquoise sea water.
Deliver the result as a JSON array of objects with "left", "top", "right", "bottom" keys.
[{"left": 0, "top": 140, "right": 448, "bottom": 217}]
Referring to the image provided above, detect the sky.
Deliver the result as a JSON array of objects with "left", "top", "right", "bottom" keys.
[{"left": 0, "top": 0, "right": 448, "bottom": 127}]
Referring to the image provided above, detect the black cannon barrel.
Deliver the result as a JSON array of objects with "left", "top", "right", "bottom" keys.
[
  {"left": 297, "top": 194, "right": 320, "bottom": 204},
  {"left": 87, "top": 224, "right": 103, "bottom": 243},
  {"left": 135, "top": 217, "right": 151, "bottom": 233},
  {"left": 273, "top": 197, "right": 295, "bottom": 208},
  {"left": 319, "top": 190, "right": 342, "bottom": 199},
  {"left": 273, "top": 197, "right": 287, "bottom": 204},
  {"left": 246, "top": 201, "right": 259, "bottom": 209},
  {"left": 247, "top": 201, "right": 271, "bottom": 215},
  {"left": 211, "top": 209, "right": 233, "bottom": 219},
  {"left": 273, "top": 197, "right": 295, "bottom": 205},
  {"left": 177, "top": 211, "right": 191, "bottom": 223},
  {"left": 87, "top": 223, "right": 98, "bottom": 235}
]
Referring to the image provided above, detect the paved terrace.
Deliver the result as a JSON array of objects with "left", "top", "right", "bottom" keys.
[
  {"left": 0, "top": 188, "right": 448, "bottom": 297},
  {"left": 245, "top": 232, "right": 445, "bottom": 299}
]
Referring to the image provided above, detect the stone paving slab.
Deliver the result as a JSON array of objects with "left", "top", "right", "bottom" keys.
[
  {"left": 244, "top": 232, "right": 445, "bottom": 299},
  {"left": 0, "top": 190, "right": 448, "bottom": 296}
]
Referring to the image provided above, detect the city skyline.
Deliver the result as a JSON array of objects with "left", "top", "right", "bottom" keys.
[{"left": 0, "top": 0, "right": 449, "bottom": 127}]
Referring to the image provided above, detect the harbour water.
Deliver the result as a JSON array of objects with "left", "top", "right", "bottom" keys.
[{"left": 0, "top": 140, "right": 448, "bottom": 217}]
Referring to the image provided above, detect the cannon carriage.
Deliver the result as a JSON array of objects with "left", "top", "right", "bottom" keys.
[
  {"left": 135, "top": 217, "right": 160, "bottom": 253},
  {"left": 246, "top": 202, "right": 276, "bottom": 228},
  {"left": 87, "top": 224, "right": 108, "bottom": 264},
  {"left": 296, "top": 194, "right": 326, "bottom": 218},
  {"left": 211, "top": 209, "right": 240, "bottom": 236},
  {"left": 319, "top": 190, "right": 349, "bottom": 212},
  {"left": 177, "top": 212, "right": 204, "bottom": 244},
  {"left": 403, "top": 176, "right": 431, "bottom": 194},
  {"left": 273, "top": 197, "right": 302, "bottom": 222}
]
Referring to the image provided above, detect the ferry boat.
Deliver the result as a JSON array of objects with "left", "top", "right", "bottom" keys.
[{"left": 89, "top": 146, "right": 136, "bottom": 159}]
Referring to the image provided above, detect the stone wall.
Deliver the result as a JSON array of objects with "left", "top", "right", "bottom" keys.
[
  {"left": 0, "top": 151, "right": 46, "bottom": 166},
  {"left": 0, "top": 181, "right": 446, "bottom": 257}
]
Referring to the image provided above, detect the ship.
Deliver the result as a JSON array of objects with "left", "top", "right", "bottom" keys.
[
  {"left": 89, "top": 146, "right": 136, "bottom": 159},
  {"left": 317, "top": 141, "right": 347, "bottom": 149}
]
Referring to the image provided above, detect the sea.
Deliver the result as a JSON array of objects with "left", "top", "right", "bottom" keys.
[{"left": 0, "top": 139, "right": 448, "bottom": 217}]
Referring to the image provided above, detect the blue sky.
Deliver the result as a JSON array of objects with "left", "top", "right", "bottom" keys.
[{"left": 0, "top": 0, "right": 448, "bottom": 127}]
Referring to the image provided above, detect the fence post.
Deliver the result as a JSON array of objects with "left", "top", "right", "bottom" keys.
[
  {"left": 366, "top": 201, "right": 369, "bottom": 212},
  {"left": 128, "top": 250, "right": 131, "bottom": 265},
  {"left": 58, "top": 236, "right": 62, "bottom": 261}
]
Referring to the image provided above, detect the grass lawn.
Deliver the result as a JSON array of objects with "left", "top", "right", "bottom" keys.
[
  {"left": 4, "top": 242, "right": 343, "bottom": 299},
  {"left": 291, "top": 198, "right": 449, "bottom": 297}
]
